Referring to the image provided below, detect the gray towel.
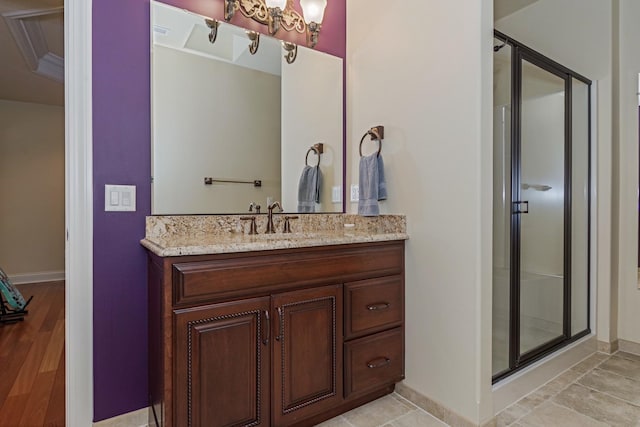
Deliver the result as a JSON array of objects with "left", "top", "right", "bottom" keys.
[
  {"left": 358, "top": 154, "right": 387, "bottom": 216},
  {"left": 298, "top": 165, "right": 322, "bottom": 213}
]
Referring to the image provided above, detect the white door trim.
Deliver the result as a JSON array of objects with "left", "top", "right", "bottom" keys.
[{"left": 65, "top": 0, "right": 94, "bottom": 424}]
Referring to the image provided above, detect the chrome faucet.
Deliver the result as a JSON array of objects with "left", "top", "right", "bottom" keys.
[
  {"left": 266, "top": 201, "right": 283, "bottom": 234},
  {"left": 248, "top": 201, "right": 261, "bottom": 214}
]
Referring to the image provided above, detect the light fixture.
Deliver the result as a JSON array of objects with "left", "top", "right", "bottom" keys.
[
  {"left": 300, "top": 0, "right": 327, "bottom": 48},
  {"left": 246, "top": 30, "right": 260, "bottom": 54},
  {"left": 282, "top": 41, "right": 297, "bottom": 64},
  {"left": 222, "top": 0, "right": 325, "bottom": 48},
  {"left": 224, "top": 0, "right": 237, "bottom": 21},
  {"left": 205, "top": 19, "right": 220, "bottom": 44},
  {"left": 265, "top": 0, "right": 286, "bottom": 35}
]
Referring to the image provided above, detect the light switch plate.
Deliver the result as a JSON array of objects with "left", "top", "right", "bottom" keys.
[
  {"left": 332, "top": 186, "right": 342, "bottom": 203},
  {"left": 105, "top": 185, "right": 136, "bottom": 212},
  {"left": 350, "top": 185, "right": 359, "bottom": 202}
]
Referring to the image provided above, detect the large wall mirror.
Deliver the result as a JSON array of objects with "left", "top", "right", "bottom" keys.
[{"left": 151, "top": 1, "right": 344, "bottom": 215}]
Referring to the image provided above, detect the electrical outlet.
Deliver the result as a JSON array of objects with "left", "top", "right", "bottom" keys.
[{"left": 350, "top": 185, "right": 359, "bottom": 202}]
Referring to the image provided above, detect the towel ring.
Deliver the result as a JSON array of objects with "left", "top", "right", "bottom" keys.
[
  {"left": 305, "top": 147, "right": 321, "bottom": 167},
  {"left": 359, "top": 131, "right": 382, "bottom": 157}
]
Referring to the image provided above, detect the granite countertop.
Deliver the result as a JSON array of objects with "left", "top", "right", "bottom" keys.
[{"left": 141, "top": 214, "right": 408, "bottom": 257}]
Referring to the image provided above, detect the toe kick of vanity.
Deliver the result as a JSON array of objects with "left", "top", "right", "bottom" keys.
[{"left": 146, "top": 240, "right": 406, "bottom": 427}]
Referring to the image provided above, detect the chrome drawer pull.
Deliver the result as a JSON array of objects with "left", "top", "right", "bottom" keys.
[
  {"left": 367, "top": 357, "right": 391, "bottom": 369},
  {"left": 367, "top": 302, "right": 390, "bottom": 311}
]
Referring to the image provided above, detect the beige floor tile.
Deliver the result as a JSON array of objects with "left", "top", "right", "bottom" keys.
[
  {"left": 598, "top": 355, "right": 640, "bottom": 381},
  {"left": 616, "top": 351, "right": 640, "bottom": 363},
  {"left": 316, "top": 415, "right": 353, "bottom": 427},
  {"left": 495, "top": 404, "right": 529, "bottom": 427},
  {"left": 579, "top": 368, "right": 640, "bottom": 405},
  {"left": 516, "top": 391, "right": 547, "bottom": 412},
  {"left": 554, "top": 383, "right": 640, "bottom": 426},
  {"left": 342, "top": 395, "right": 414, "bottom": 427},
  {"left": 569, "top": 353, "right": 609, "bottom": 374},
  {"left": 515, "top": 402, "right": 606, "bottom": 427},
  {"left": 390, "top": 393, "right": 418, "bottom": 410},
  {"left": 546, "top": 368, "right": 583, "bottom": 390},
  {"left": 389, "top": 409, "right": 448, "bottom": 427}
]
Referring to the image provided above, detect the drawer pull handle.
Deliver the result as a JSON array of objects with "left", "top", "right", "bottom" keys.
[
  {"left": 275, "top": 307, "right": 283, "bottom": 341},
  {"left": 367, "top": 302, "right": 390, "bottom": 311},
  {"left": 263, "top": 310, "right": 270, "bottom": 346},
  {"left": 367, "top": 357, "right": 391, "bottom": 369}
]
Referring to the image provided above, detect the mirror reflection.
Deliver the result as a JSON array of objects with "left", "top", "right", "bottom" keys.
[{"left": 151, "top": 1, "right": 343, "bottom": 214}]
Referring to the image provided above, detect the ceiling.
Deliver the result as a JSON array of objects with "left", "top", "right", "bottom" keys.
[
  {"left": 0, "top": 0, "right": 535, "bottom": 108},
  {"left": 494, "top": 0, "right": 540, "bottom": 21},
  {"left": 0, "top": 0, "right": 64, "bottom": 106}
]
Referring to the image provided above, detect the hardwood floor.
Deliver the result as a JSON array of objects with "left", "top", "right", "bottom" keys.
[{"left": 0, "top": 281, "right": 65, "bottom": 427}]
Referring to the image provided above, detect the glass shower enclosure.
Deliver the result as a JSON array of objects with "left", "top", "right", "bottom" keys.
[{"left": 492, "top": 32, "right": 591, "bottom": 381}]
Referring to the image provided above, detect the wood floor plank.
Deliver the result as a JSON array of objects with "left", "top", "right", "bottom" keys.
[
  {"left": 0, "top": 339, "right": 31, "bottom": 405},
  {"left": 38, "top": 282, "right": 65, "bottom": 333},
  {"left": 18, "top": 371, "right": 56, "bottom": 426},
  {"left": 39, "top": 319, "right": 64, "bottom": 373},
  {"left": 0, "top": 281, "right": 65, "bottom": 426},
  {"left": 43, "top": 350, "right": 65, "bottom": 427},
  {"left": 8, "top": 332, "right": 49, "bottom": 396},
  {"left": 0, "top": 394, "right": 29, "bottom": 427}
]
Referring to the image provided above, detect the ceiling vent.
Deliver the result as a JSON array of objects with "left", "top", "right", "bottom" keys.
[{"left": 3, "top": 7, "right": 64, "bottom": 83}]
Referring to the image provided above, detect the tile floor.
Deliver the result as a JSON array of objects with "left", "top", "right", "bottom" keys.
[{"left": 319, "top": 350, "right": 640, "bottom": 427}]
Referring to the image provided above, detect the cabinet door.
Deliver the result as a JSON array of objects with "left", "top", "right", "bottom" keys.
[
  {"left": 272, "top": 285, "right": 343, "bottom": 426},
  {"left": 175, "top": 297, "right": 271, "bottom": 427}
]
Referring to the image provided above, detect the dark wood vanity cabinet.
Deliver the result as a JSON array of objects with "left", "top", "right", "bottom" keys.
[{"left": 147, "top": 241, "right": 405, "bottom": 427}]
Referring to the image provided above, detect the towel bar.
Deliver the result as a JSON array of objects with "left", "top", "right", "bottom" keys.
[
  {"left": 305, "top": 143, "right": 324, "bottom": 167},
  {"left": 359, "top": 125, "right": 384, "bottom": 157}
]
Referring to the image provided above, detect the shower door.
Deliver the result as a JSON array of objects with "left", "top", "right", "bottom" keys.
[
  {"left": 516, "top": 54, "right": 567, "bottom": 359},
  {"left": 492, "top": 31, "right": 591, "bottom": 381}
]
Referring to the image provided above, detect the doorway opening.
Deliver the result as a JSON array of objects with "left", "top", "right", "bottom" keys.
[{"left": 0, "top": 3, "right": 65, "bottom": 424}]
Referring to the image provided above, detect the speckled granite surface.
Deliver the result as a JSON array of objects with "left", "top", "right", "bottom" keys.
[{"left": 142, "top": 214, "right": 408, "bottom": 257}]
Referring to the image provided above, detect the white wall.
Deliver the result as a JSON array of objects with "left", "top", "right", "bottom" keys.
[
  {"left": 347, "top": 0, "right": 494, "bottom": 423},
  {"left": 615, "top": 0, "right": 640, "bottom": 344},
  {"left": 495, "top": 0, "right": 616, "bottom": 346},
  {"left": 0, "top": 100, "right": 65, "bottom": 277}
]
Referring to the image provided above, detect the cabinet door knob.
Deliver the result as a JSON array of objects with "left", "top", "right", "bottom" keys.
[{"left": 367, "top": 357, "right": 391, "bottom": 369}]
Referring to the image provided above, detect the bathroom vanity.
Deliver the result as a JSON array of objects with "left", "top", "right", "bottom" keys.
[{"left": 143, "top": 215, "right": 407, "bottom": 426}]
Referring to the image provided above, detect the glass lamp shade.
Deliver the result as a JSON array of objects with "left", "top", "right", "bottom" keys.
[
  {"left": 300, "top": 0, "right": 327, "bottom": 24},
  {"left": 265, "top": 0, "right": 287, "bottom": 9}
]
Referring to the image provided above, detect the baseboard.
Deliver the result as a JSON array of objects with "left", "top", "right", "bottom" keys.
[
  {"left": 619, "top": 339, "right": 640, "bottom": 355},
  {"left": 9, "top": 270, "right": 65, "bottom": 285},
  {"left": 395, "top": 383, "right": 489, "bottom": 427},
  {"left": 93, "top": 408, "right": 149, "bottom": 427},
  {"left": 597, "top": 339, "right": 619, "bottom": 354}
]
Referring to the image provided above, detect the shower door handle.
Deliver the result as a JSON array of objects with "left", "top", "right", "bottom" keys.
[{"left": 513, "top": 201, "right": 529, "bottom": 214}]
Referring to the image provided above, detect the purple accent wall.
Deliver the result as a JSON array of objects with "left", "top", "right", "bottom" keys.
[{"left": 92, "top": 0, "right": 345, "bottom": 421}]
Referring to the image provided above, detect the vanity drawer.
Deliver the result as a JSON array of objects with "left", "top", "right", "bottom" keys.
[
  {"left": 344, "top": 276, "right": 403, "bottom": 339},
  {"left": 344, "top": 328, "right": 404, "bottom": 398}
]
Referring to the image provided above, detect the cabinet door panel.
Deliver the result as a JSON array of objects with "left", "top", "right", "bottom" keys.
[
  {"left": 175, "top": 298, "right": 270, "bottom": 427},
  {"left": 272, "top": 285, "right": 343, "bottom": 425}
]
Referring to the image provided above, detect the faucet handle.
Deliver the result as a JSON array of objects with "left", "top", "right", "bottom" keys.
[
  {"left": 240, "top": 216, "right": 258, "bottom": 235},
  {"left": 248, "top": 202, "right": 261, "bottom": 214},
  {"left": 282, "top": 215, "right": 299, "bottom": 233}
]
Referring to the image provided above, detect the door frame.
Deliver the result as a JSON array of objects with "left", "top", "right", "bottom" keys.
[{"left": 65, "top": 0, "right": 94, "bottom": 424}]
